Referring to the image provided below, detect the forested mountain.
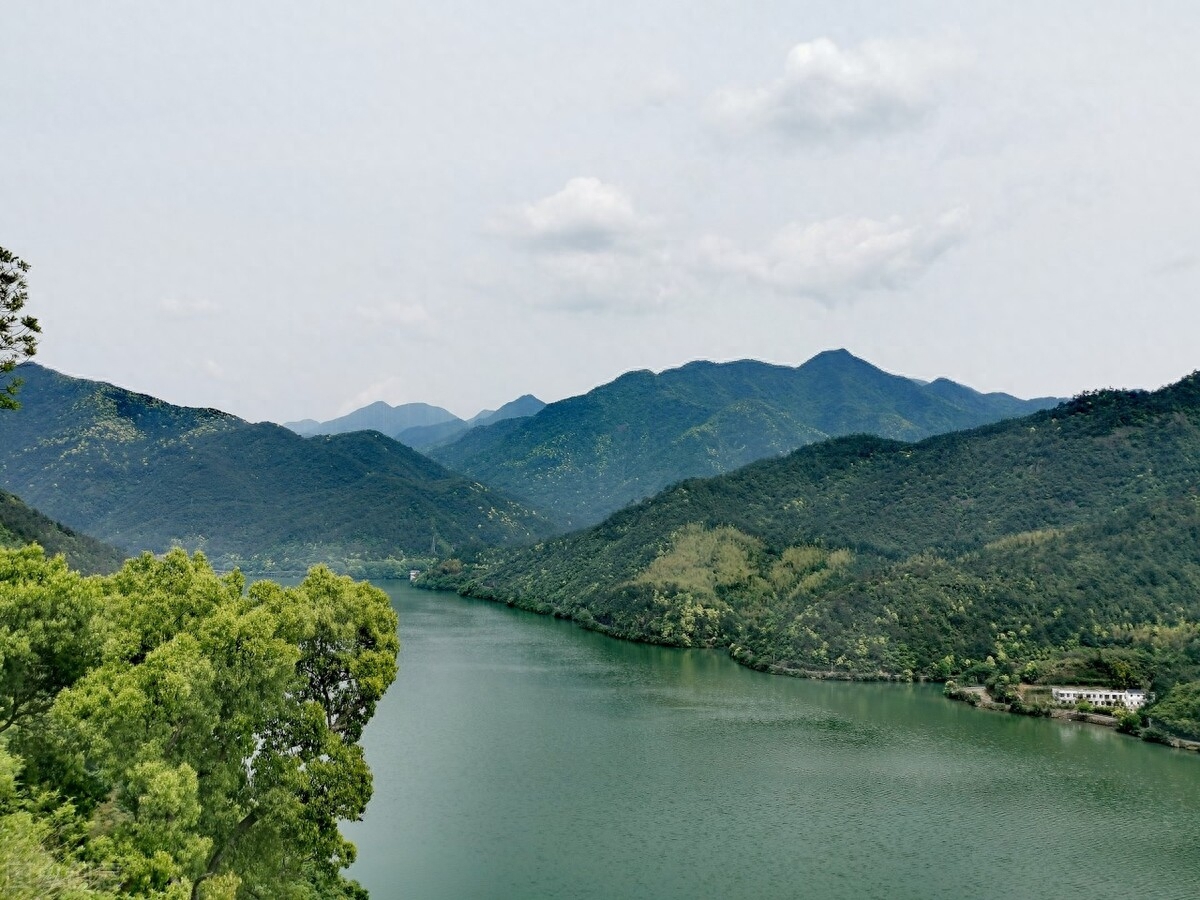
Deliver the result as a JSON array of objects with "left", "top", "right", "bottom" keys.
[
  {"left": 429, "top": 350, "right": 1061, "bottom": 527},
  {"left": 434, "top": 374, "right": 1200, "bottom": 739},
  {"left": 0, "top": 488, "right": 125, "bottom": 573},
  {"left": 0, "top": 365, "right": 552, "bottom": 570}
]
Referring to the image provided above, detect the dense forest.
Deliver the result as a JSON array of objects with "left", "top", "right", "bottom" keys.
[
  {"left": 430, "top": 349, "right": 1060, "bottom": 528},
  {"left": 0, "top": 546, "right": 396, "bottom": 898},
  {"left": 0, "top": 364, "right": 553, "bottom": 571},
  {"left": 0, "top": 488, "right": 125, "bottom": 574},
  {"left": 429, "top": 376, "right": 1200, "bottom": 742}
]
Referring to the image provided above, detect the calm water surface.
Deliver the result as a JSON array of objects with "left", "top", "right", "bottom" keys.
[{"left": 346, "top": 581, "right": 1200, "bottom": 900}]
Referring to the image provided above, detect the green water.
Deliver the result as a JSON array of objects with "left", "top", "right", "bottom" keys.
[{"left": 346, "top": 581, "right": 1200, "bottom": 899}]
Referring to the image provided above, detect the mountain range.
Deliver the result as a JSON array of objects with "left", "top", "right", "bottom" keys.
[
  {"left": 428, "top": 349, "right": 1061, "bottom": 527},
  {"left": 434, "top": 372, "right": 1200, "bottom": 736},
  {"left": 285, "top": 393, "right": 546, "bottom": 450},
  {"left": 0, "top": 365, "right": 551, "bottom": 571}
]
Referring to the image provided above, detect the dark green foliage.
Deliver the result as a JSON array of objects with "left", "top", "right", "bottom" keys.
[
  {"left": 0, "top": 246, "right": 40, "bottom": 411},
  {"left": 440, "top": 370, "right": 1200, "bottom": 705},
  {"left": 431, "top": 350, "right": 1061, "bottom": 528},
  {"left": 0, "top": 489, "right": 126, "bottom": 574},
  {"left": 0, "top": 365, "right": 553, "bottom": 571}
]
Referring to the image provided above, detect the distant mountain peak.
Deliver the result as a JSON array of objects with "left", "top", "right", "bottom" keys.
[{"left": 430, "top": 352, "right": 1061, "bottom": 527}]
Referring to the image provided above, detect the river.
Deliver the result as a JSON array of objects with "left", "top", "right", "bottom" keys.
[{"left": 345, "top": 581, "right": 1200, "bottom": 899}]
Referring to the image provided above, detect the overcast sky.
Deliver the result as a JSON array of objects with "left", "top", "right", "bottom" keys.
[{"left": 4, "top": 2, "right": 1199, "bottom": 423}]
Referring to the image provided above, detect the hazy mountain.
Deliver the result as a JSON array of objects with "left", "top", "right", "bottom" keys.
[
  {"left": 395, "top": 419, "right": 472, "bottom": 450},
  {"left": 0, "top": 365, "right": 552, "bottom": 571},
  {"left": 283, "top": 417, "right": 321, "bottom": 433},
  {"left": 287, "top": 393, "right": 546, "bottom": 452},
  {"left": 437, "top": 373, "right": 1200, "bottom": 731},
  {"left": 0, "top": 488, "right": 126, "bottom": 574},
  {"left": 474, "top": 394, "right": 546, "bottom": 426},
  {"left": 430, "top": 350, "right": 1062, "bottom": 528},
  {"left": 285, "top": 400, "right": 459, "bottom": 437},
  {"left": 398, "top": 393, "right": 547, "bottom": 450}
]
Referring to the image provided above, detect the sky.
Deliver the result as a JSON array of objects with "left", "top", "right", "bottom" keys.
[{"left": 4, "top": 2, "right": 1200, "bottom": 423}]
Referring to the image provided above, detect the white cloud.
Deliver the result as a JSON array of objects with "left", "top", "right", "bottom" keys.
[
  {"left": 709, "top": 37, "right": 966, "bottom": 141},
  {"left": 494, "top": 177, "right": 652, "bottom": 252},
  {"left": 489, "top": 178, "right": 675, "bottom": 314},
  {"left": 354, "top": 302, "right": 432, "bottom": 326},
  {"left": 160, "top": 297, "right": 220, "bottom": 318},
  {"left": 201, "top": 358, "right": 225, "bottom": 380},
  {"left": 698, "top": 207, "right": 970, "bottom": 301}
]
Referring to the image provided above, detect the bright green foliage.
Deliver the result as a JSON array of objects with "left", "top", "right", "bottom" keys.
[
  {"left": 1151, "top": 681, "right": 1200, "bottom": 740},
  {"left": 2, "top": 546, "right": 398, "bottom": 898},
  {"left": 0, "top": 246, "right": 40, "bottom": 410},
  {"left": 0, "top": 546, "right": 104, "bottom": 733}
]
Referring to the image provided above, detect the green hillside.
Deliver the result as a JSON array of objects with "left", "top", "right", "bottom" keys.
[
  {"left": 431, "top": 350, "right": 1060, "bottom": 528},
  {"left": 0, "top": 488, "right": 125, "bottom": 573},
  {"left": 0, "top": 364, "right": 552, "bottom": 571},
  {"left": 433, "top": 375, "right": 1200, "bottom": 739}
]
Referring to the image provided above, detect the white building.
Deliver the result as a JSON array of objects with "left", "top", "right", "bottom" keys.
[{"left": 1051, "top": 686, "right": 1148, "bottom": 710}]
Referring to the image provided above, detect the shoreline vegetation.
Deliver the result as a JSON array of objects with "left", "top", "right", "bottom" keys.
[
  {"left": 942, "top": 683, "right": 1200, "bottom": 752},
  {"left": 415, "top": 577, "right": 1200, "bottom": 755}
]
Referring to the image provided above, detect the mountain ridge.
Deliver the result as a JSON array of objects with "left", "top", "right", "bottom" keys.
[
  {"left": 0, "top": 364, "right": 553, "bottom": 571},
  {"left": 432, "top": 371, "right": 1200, "bottom": 736},
  {"left": 429, "top": 349, "right": 1063, "bottom": 528}
]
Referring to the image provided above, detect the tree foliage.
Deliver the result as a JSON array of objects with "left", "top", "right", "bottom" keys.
[
  {"left": 0, "top": 546, "right": 398, "bottom": 898},
  {"left": 0, "top": 246, "right": 40, "bottom": 410}
]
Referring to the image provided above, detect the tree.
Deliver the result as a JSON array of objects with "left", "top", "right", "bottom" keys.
[
  {"left": 0, "top": 245, "right": 41, "bottom": 410},
  {"left": 0, "top": 546, "right": 104, "bottom": 734},
  {"left": 5, "top": 548, "right": 398, "bottom": 898}
]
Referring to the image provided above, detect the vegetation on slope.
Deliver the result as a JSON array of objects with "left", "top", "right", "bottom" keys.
[
  {"left": 0, "top": 545, "right": 397, "bottom": 898},
  {"left": 431, "top": 350, "right": 1060, "bottom": 528},
  {"left": 0, "top": 364, "right": 553, "bottom": 571},
  {"left": 0, "top": 489, "right": 126, "bottom": 574},
  {"left": 432, "top": 375, "right": 1200, "bottom": 738}
]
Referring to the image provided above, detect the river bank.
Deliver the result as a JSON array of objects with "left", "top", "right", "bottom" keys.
[
  {"left": 944, "top": 684, "right": 1200, "bottom": 753},
  {"left": 418, "top": 581, "right": 1200, "bottom": 754}
]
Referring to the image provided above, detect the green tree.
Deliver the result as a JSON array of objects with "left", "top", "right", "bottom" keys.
[
  {"left": 5, "top": 547, "right": 398, "bottom": 898},
  {"left": 0, "top": 246, "right": 40, "bottom": 409},
  {"left": 0, "top": 545, "right": 104, "bottom": 734}
]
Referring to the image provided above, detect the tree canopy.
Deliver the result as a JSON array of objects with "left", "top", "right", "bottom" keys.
[
  {"left": 0, "top": 547, "right": 398, "bottom": 898},
  {"left": 0, "top": 246, "right": 40, "bottom": 410}
]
